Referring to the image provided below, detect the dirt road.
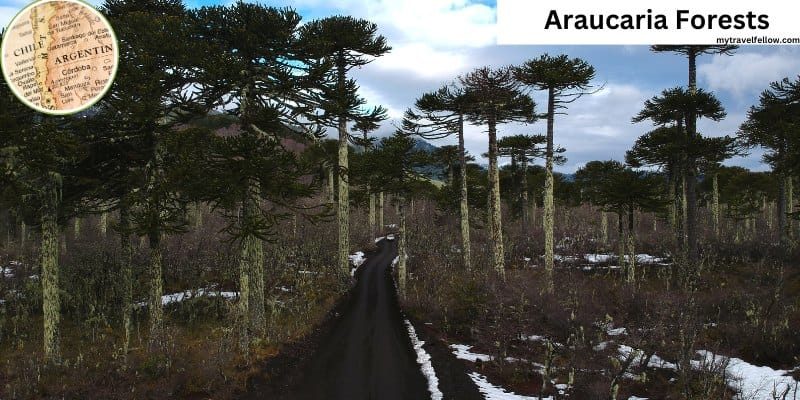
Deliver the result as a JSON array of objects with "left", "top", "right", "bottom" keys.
[{"left": 282, "top": 239, "right": 430, "bottom": 399}]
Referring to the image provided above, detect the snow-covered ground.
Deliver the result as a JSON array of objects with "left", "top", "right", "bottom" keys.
[
  {"left": 469, "top": 372, "right": 552, "bottom": 400},
  {"left": 403, "top": 319, "right": 443, "bottom": 400},
  {"left": 349, "top": 251, "right": 367, "bottom": 276},
  {"left": 450, "top": 344, "right": 492, "bottom": 362},
  {"left": 135, "top": 288, "right": 237, "bottom": 308},
  {"left": 696, "top": 351, "right": 799, "bottom": 400}
]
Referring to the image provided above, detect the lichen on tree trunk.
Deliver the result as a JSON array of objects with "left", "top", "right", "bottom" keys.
[
  {"left": 337, "top": 114, "right": 350, "bottom": 278},
  {"left": 543, "top": 87, "right": 556, "bottom": 292},
  {"left": 601, "top": 210, "right": 608, "bottom": 245},
  {"left": 41, "top": 179, "right": 61, "bottom": 363},
  {"left": 397, "top": 199, "right": 407, "bottom": 298},
  {"left": 378, "top": 192, "right": 384, "bottom": 231},
  {"left": 147, "top": 231, "right": 164, "bottom": 350},
  {"left": 487, "top": 116, "right": 505, "bottom": 279},
  {"left": 712, "top": 173, "right": 720, "bottom": 238},
  {"left": 119, "top": 201, "right": 133, "bottom": 357},
  {"left": 368, "top": 191, "right": 376, "bottom": 238},
  {"left": 458, "top": 117, "right": 472, "bottom": 270}
]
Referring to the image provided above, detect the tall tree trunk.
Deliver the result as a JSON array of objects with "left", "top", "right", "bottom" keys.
[
  {"left": 712, "top": 173, "right": 720, "bottom": 238},
  {"left": 397, "top": 198, "right": 407, "bottom": 298},
  {"left": 458, "top": 117, "right": 472, "bottom": 270},
  {"left": 192, "top": 203, "right": 203, "bottom": 229},
  {"left": 20, "top": 220, "right": 26, "bottom": 250},
  {"left": 601, "top": 210, "right": 608, "bottom": 245},
  {"left": 787, "top": 177, "right": 794, "bottom": 241},
  {"left": 99, "top": 211, "right": 108, "bottom": 238},
  {"left": 378, "top": 192, "right": 384, "bottom": 231},
  {"left": 617, "top": 212, "right": 625, "bottom": 271},
  {"left": 327, "top": 166, "right": 335, "bottom": 204},
  {"left": 41, "top": 177, "right": 61, "bottom": 363},
  {"left": 668, "top": 174, "right": 677, "bottom": 229},
  {"left": 543, "top": 87, "right": 556, "bottom": 292},
  {"left": 336, "top": 59, "right": 350, "bottom": 278},
  {"left": 246, "top": 202, "right": 265, "bottom": 338},
  {"left": 73, "top": 217, "right": 81, "bottom": 238},
  {"left": 368, "top": 191, "right": 376, "bottom": 238},
  {"left": 119, "top": 201, "right": 133, "bottom": 357},
  {"left": 686, "top": 50, "right": 699, "bottom": 263},
  {"left": 627, "top": 207, "right": 636, "bottom": 283},
  {"left": 521, "top": 160, "right": 530, "bottom": 234},
  {"left": 147, "top": 231, "right": 164, "bottom": 350},
  {"left": 487, "top": 115, "right": 505, "bottom": 278}
]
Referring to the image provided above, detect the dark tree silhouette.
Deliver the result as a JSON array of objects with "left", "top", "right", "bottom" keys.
[{"left": 460, "top": 67, "right": 536, "bottom": 278}]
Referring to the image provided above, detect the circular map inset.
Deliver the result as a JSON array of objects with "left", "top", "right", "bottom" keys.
[{"left": 1, "top": 0, "right": 118, "bottom": 115}]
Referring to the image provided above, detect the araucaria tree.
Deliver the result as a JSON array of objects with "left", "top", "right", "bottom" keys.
[
  {"left": 649, "top": 45, "right": 736, "bottom": 262},
  {"left": 631, "top": 87, "right": 726, "bottom": 261},
  {"left": 497, "top": 134, "right": 554, "bottom": 231},
  {"left": 460, "top": 67, "right": 535, "bottom": 278},
  {"left": 575, "top": 161, "right": 666, "bottom": 282},
  {"left": 100, "top": 0, "right": 203, "bottom": 351},
  {"left": 515, "top": 54, "right": 596, "bottom": 291},
  {"left": 738, "top": 76, "right": 800, "bottom": 246},
  {"left": 193, "top": 3, "right": 327, "bottom": 351},
  {"left": 298, "top": 16, "right": 390, "bottom": 278},
  {"left": 0, "top": 110, "right": 85, "bottom": 363},
  {"left": 404, "top": 84, "right": 474, "bottom": 270}
]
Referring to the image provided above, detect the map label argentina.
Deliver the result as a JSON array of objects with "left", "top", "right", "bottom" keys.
[{"left": 1, "top": 0, "right": 119, "bottom": 115}]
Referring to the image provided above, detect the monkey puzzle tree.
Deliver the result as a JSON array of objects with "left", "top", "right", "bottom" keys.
[
  {"left": 497, "top": 134, "right": 556, "bottom": 230},
  {"left": 576, "top": 161, "right": 667, "bottom": 282},
  {"left": 404, "top": 84, "right": 474, "bottom": 269},
  {"left": 650, "top": 45, "right": 736, "bottom": 261},
  {"left": 298, "top": 16, "right": 390, "bottom": 278},
  {"left": 695, "top": 135, "right": 740, "bottom": 237},
  {"left": 192, "top": 3, "right": 330, "bottom": 351},
  {"left": 632, "top": 87, "right": 726, "bottom": 261},
  {"left": 514, "top": 54, "right": 596, "bottom": 290},
  {"left": 460, "top": 67, "right": 536, "bottom": 278},
  {"left": 738, "top": 77, "right": 800, "bottom": 246},
  {"left": 0, "top": 73, "right": 89, "bottom": 362},
  {"left": 99, "top": 0, "right": 203, "bottom": 351}
]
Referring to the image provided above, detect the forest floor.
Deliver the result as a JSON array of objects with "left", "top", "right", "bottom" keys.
[{"left": 245, "top": 238, "right": 483, "bottom": 400}]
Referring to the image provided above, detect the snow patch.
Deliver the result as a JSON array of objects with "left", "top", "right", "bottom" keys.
[
  {"left": 618, "top": 344, "right": 677, "bottom": 370},
  {"left": 469, "top": 372, "right": 551, "bottom": 400},
  {"left": 349, "top": 251, "right": 367, "bottom": 277},
  {"left": 450, "top": 344, "right": 492, "bottom": 362},
  {"left": 696, "top": 350, "right": 799, "bottom": 400},
  {"left": 136, "top": 288, "right": 238, "bottom": 308},
  {"left": 403, "top": 320, "right": 443, "bottom": 400}
]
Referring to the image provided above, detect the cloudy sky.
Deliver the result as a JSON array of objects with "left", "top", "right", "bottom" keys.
[{"left": 3, "top": 0, "right": 799, "bottom": 172}]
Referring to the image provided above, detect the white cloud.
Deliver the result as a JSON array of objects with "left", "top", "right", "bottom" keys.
[
  {"left": 289, "top": 0, "right": 495, "bottom": 48},
  {"left": 699, "top": 50, "right": 800, "bottom": 98},
  {"left": 373, "top": 42, "right": 469, "bottom": 80}
]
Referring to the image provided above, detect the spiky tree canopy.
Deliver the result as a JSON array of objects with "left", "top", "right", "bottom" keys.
[
  {"left": 403, "top": 84, "right": 469, "bottom": 139},
  {"left": 459, "top": 67, "right": 536, "bottom": 125},
  {"left": 297, "top": 15, "right": 389, "bottom": 130},
  {"left": 498, "top": 134, "right": 562, "bottom": 165},
  {"left": 632, "top": 87, "right": 726, "bottom": 127},
  {"left": 575, "top": 161, "right": 666, "bottom": 214},
  {"left": 514, "top": 53, "right": 596, "bottom": 110},
  {"left": 738, "top": 76, "right": 800, "bottom": 175}
]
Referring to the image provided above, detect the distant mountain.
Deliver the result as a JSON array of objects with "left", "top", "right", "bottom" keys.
[{"left": 412, "top": 139, "right": 439, "bottom": 154}]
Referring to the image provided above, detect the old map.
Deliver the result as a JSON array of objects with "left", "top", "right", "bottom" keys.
[{"left": 1, "top": 0, "right": 117, "bottom": 114}]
